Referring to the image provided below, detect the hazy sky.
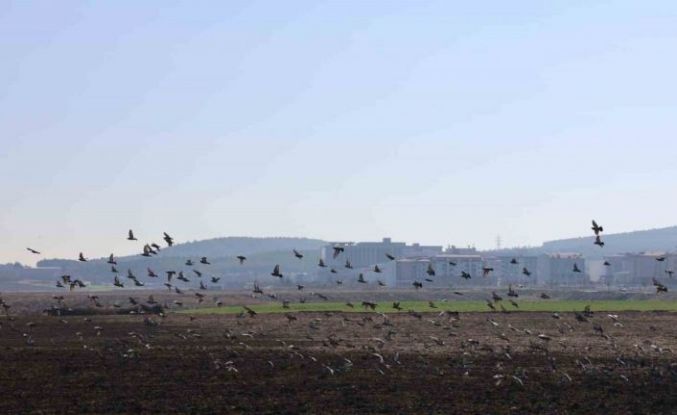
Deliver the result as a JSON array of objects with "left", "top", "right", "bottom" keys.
[{"left": 2, "top": 1, "right": 677, "bottom": 265}]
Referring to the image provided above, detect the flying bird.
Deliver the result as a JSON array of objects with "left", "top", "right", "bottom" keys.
[
  {"left": 482, "top": 267, "right": 494, "bottom": 277},
  {"left": 293, "top": 249, "right": 303, "bottom": 259},
  {"left": 332, "top": 246, "right": 345, "bottom": 258},
  {"left": 522, "top": 267, "right": 531, "bottom": 277},
  {"left": 385, "top": 254, "right": 396, "bottom": 261},
  {"left": 594, "top": 235, "right": 605, "bottom": 247},
  {"left": 127, "top": 229, "right": 137, "bottom": 241},
  {"left": 573, "top": 263, "right": 582, "bottom": 273},
  {"left": 510, "top": 258, "right": 518, "bottom": 265},
  {"left": 412, "top": 281, "right": 423, "bottom": 289},
  {"left": 373, "top": 265, "right": 382, "bottom": 273},
  {"left": 185, "top": 259, "right": 194, "bottom": 266},
  {"left": 318, "top": 259, "right": 327, "bottom": 268},
  {"left": 26, "top": 248, "right": 40, "bottom": 255},
  {"left": 163, "top": 232, "right": 174, "bottom": 247},
  {"left": 107, "top": 254, "right": 117, "bottom": 265},
  {"left": 271, "top": 265, "right": 283, "bottom": 278},
  {"left": 426, "top": 264, "right": 435, "bottom": 277},
  {"left": 591, "top": 220, "right": 603, "bottom": 235},
  {"left": 78, "top": 253, "right": 87, "bottom": 262},
  {"left": 345, "top": 260, "right": 353, "bottom": 269},
  {"left": 357, "top": 273, "right": 367, "bottom": 283},
  {"left": 200, "top": 257, "right": 210, "bottom": 265}
]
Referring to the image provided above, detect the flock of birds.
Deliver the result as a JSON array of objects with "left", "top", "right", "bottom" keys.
[
  {"left": 21, "top": 219, "right": 671, "bottom": 310},
  {"left": 0, "top": 219, "right": 673, "bottom": 398}
]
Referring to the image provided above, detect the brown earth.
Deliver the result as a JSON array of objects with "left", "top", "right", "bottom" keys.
[{"left": 0, "top": 293, "right": 676, "bottom": 414}]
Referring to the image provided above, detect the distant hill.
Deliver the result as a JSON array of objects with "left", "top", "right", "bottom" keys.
[
  {"left": 540, "top": 226, "right": 677, "bottom": 257},
  {"left": 485, "top": 226, "right": 677, "bottom": 258}
]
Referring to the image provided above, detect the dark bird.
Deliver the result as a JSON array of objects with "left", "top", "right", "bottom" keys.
[
  {"left": 449, "top": 261, "right": 457, "bottom": 266},
  {"left": 318, "top": 259, "right": 327, "bottom": 268},
  {"left": 345, "top": 260, "right": 353, "bottom": 269},
  {"left": 271, "top": 265, "right": 283, "bottom": 278},
  {"left": 335, "top": 279, "right": 343, "bottom": 285},
  {"left": 142, "top": 244, "right": 152, "bottom": 257},
  {"left": 163, "top": 232, "right": 174, "bottom": 247},
  {"left": 193, "top": 269, "right": 202, "bottom": 278},
  {"left": 373, "top": 265, "right": 382, "bottom": 273},
  {"left": 392, "top": 301, "right": 402, "bottom": 310},
  {"left": 603, "top": 261, "right": 611, "bottom": 266},
  {"left": 652, "top": 278, "right": 668, "bottom": 293},
  {"left": 386, "top": 253, "right": 396, "bottom": 261},
  {"left": 69, "top": 279, "right": 86, "bottom": 291},
  {"left": 315, "top": 293, "right": 329, "bottom": 301},
  {"left": 426, "top": 264, "right": 435, "bottom": 276},
  {"left": 177, "top": 272, "right": 189, "bottom": 282},
  {"left": 510, "top": 258, "right": 518, "bottom": 264},
  {"left": 107, "top": 254, "right": 117, "bottom": 265},
  {"left": 482, "top": 267, "right": 494, "bottom": 277},
  {"left": 200, "top": 257, "right": 210, "bottom": 265},
  {"left": 492, "top": 291, "right": 503, "bottom": 302},
  {"left": 166, "top": 270, "right": 176, "bottom": 281},
  {"left": 540, "top": 292, "right": 551, "bottom": 299},
  {"left": 133, "top": 278, "right": 145, "bottom": 287},
  {"left": 199, "top": 281, "right": 207, "bottom": 290},
  {"left": 591, "top": 220, "right": 603, "bottom": 235},
  {"left": 127, "top": 269, "right": 136, "bottom": 279},
  {"left": 377, "top": 280, "right": 386, "bottom": 287},
  {"left": 127, "top": 229, "right": 137, "bottom": 241},
  {"left": 253, "top": 283, "right": 263, "bottom": 294},
  {"left": 594, "top": 235, "right": 605, "bottom": 247},
  {"left": 243, "top": 306, "right": 257, "bottom": 317},
  {"left": 507, "top": 285, "right": 519, "bottom": 298},
  {"left": 151, "top": 243, "right": 161, "bottom": 252},
  {"left": 361, "top": 301, "right": 377, "bottom": 310},
  {"left": 26, "top": 248, "right": 40, "bottom": 255},
  {"left": 296, "top": 284, "right": 304, "bottom": 291},
  {"left": 293, "top": 249, "right": 303, "bottom": 259},
  {"left": 666, "top": 269, "right": 674, "bottom": 278},
  {"left": 330, "top": 268, "right": 337, "bottom": 274},
  {"left": 211, "top": 276, "right": 221, "bottom": 283},
  {"left": 425, "top": 278, "right": 434, "bottom": 282},
  {"left": 56, "top": 280, "right": 64, "bottom": 288},
  {"left": 656, "top": 256, "right": 666, "bottom": 262},
  {"left": 573, "top": 263, "right": 582, "bottom": 273},
  {"left": 185, "top": 259, "right": 194, "bottom": 266},
  {"left": 78, "top": 253, "right": 87, "bottom": 262},
  {"left": 412, "top": 281, "right": 423, "bottom": 289},
  {"left": 332, "top": 246, "right": 345, "bottom": 258},
  {"left": 111, "top": 265, "right": 118, "bottom": 273},
  {"left": 522, "top": 267, "right": 531, "bottom": 277},
  {"left": 147, "top": 268, "right": 158, "bottom": 278},
  {"left": 236, "top": 256, "right": 246, "bottom": 264},
  {"left": 461, "top": 271, "right": 471, "bottom": 280},
  {"left": 357, "top": 273, "right": 367, "bottom": 283}
]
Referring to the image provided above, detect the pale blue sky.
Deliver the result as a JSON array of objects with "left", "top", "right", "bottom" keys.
[{"left": 2, "top": 1, "right": 677, "bottom": 265}]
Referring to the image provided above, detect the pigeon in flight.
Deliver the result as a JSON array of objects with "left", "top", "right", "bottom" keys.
[
  {"left": 345, "top": 260, "right": 353, "bottom": 269},
  {"left": 127, "top": 229, "right": 137, "bottom": 241},
  {"left": 26, "top": 248, "right": 40, "bottom": 255},
  {"left": 594, "top": 235, "right": 605, "bottom": 247},
  {"left": 522, "top": 267, "right": 531, "bottom": 277},
  {"left": 573, "top": 263, "right": 582, "bottom": 273},
  {"left": 591, "top": 220, "right": 604, "bottom": 235},
  {"left": 385, "top": 254, "right": 396, "bottom": 261},
  {"left": 482, "top": 267, "right": 494, "bottom": 277},
  {"left": 412, "top": 281, "right": 423, "bottom": 289},
  {"left": 271, "top": 265, "right": 283, "bottom": 278},
  {"left": 357, "top": 273, "right": 367, "bottom": 284},
  {"left": 107, "top": 254, "right": 117, "bottom": 265},
  {"left": 293, "top": 249, "right": 303, "bottom": 259},
  {"left": 461, "top": 271, "right": 471, "bottom": 280},
  {"left": 510, "top": 258, "right": 518, "bottom": 265},
  {"left": 185, "top": 259, "right": 194, "bottom": 266},
  {"left": 78, "top": 253, "right": 87, "bottom": 262},
  {"left": 332, "top": 246, "right": 345, "bottom": 259},
  {"left": 236, "top": 256, "right": 246, "bottom": 264},
  {"left": 426, "top": 264, "right": 435, "bottom": 277},
  {"left": 656, "top": 256, "right": 666, "bottom": 262},
  {"left": 318, "top": 259, "right": 327, "bottom": 268},
  {"left": 163, "top": 232, "right": 174, "bottom": 247},
  {"left": 373, "top": 265, "right": 382, "bottom": 273},
  {"left": 200, "top": 257, "right": 210, "bottom": 265}
]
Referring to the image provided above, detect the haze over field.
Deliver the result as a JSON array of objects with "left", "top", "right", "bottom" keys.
[{"left": 3, "top": 1, "right": 677, "bottom": 266}]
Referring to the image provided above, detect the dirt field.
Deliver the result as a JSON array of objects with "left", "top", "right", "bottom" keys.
[{"left": 1, "top": 293, "right": 676, "bottom": 414}]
